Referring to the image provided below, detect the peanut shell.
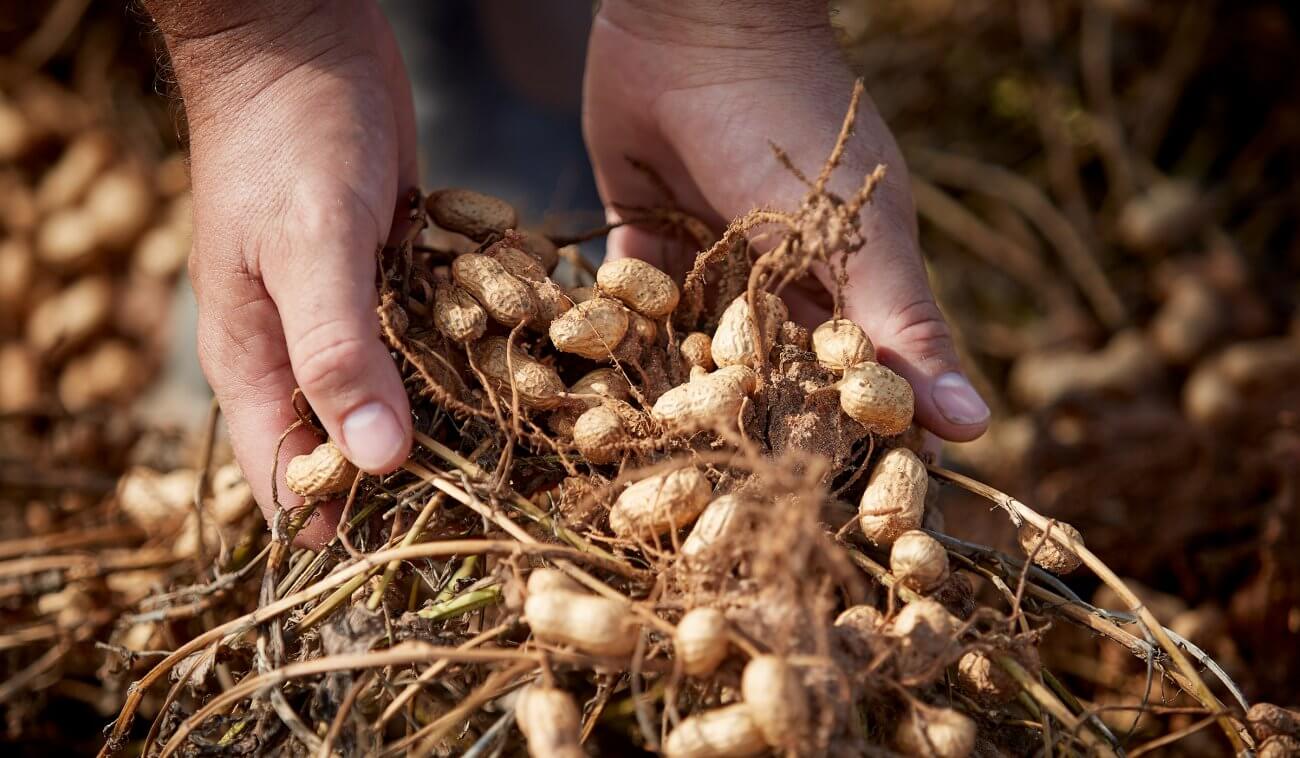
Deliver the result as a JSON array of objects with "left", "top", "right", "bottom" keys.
[
  {"left": 451, "top": 253, "right": 536, "bottom": 327},
  {"left": 515, "top": 686, "right": 585, "bottom": 758},
  {"left": 839, "top": 361, "right": 914, "bottom": 435},
  {"left": 549, "top": 297, "right": 630, "bottom": 360},
  {"left": 740, "top": 655, "right": 808, "bottom": 748},
  {"left": 425, "top": 188, "right": 517, "bottom": 240},
  {"left": 679, "top": 332, "right": 714, "bottom": 371},
  {"left": 813, "top": 318, "right": 875, "bottom": 370},
  {"left": 1017, "top": 521, "right": 1084, "bottom": 574},
  {"left": 858, "top": 448, "right": 927, "bottom": 546},
  {"left": 711, "top": 292, "right": 788, "bottom": 368},
  {"left": 596, "top": 257, "right": 680, "bottom": 318},
  {"left": 285, "top": 441, "right": 358, "bottom": 497},
  {"left": 675, "top": 607, "right": 729, "bottom": 676},
  {"left": 472, "top": 336, "right": 565, "bottom": 410},
  {"left": 664, "top": 704, "right": 766, "bottom": 758},
  {"left": 524, "top": 590, "right": 637, "bottom": 656},
  {"left": 896, "top": 705, "right": 976, "bottom": 758},
  {"left": 432, "top": 281, "right": 487, "bottom": 342},
  {"left": 889, "top": 530, "right": 950, "bottom": 593},
  {"left": 609, "top": 466, "right": 712, "bottom": 540}
]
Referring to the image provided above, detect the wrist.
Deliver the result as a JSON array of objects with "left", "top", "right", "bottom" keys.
[
  {"left": 146, "top": 0, "right": 367, "bottom": 120},
  {"left": 597, "top": 0, "right": 834, "bottom": 50}
]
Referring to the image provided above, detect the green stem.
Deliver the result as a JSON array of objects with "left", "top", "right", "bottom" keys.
[{"left": 417, "top": 585, "right": 502, "bottom": 622}]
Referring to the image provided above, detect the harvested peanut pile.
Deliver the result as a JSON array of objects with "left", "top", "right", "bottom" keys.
[{"left": 79, "top": 90, "right": 1285, "bottom": 758}]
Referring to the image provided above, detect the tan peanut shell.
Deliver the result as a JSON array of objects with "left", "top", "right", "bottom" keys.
[
  {"left": 0, "top": 343, "right": 41, "bottom": 413},
  {"left": 36, "top": 130, "right": 114, "bottom": 211},
  {"left": 663, "top": 704, "right": 767, "bottom": 758},
  {"left": 451, "top": 253, "right": 536, "bottom": 327},
  {"left": 0, "top": 239, "right": 34, "bottom": 314},
  {"left": 488, "top": 245, "right": 547, "bottom": 282},
  {"left": 1018, "top": 521, "right": 1084, "bottom": 574},
  {"left": 890, "top": 530, "right": 950, "bottom": 593},
  {"left": 472, "top": 337, "right": 566, "bottom": 410},
  {"left": 286, "top": 441, "right": 358, "bottom": 497},
  {"left": 527, "top": 276, "right": 572, "bottom": 330},
  {"left": 1247, "top": 703, "right": 1300, "bottom": 742},
  {"left": 549, "top": 297, "right": 630, "bottom": 359},
  {"left": 1259, "top": 736, "right": 1300, "bottom": 758},
  {"left": 651, "top": 365, "right": 757, "bottom": 433},
  {"left": 210, "top": 462, "right": 255, "bottom": 525},
  {"left": 628, "top": 310, "right": 657, "bottom": 344},
  {"left": 432, "top": 281, "right": 487, "bottom": 342},
  {"left": 956, "top": 646, "right": 1038, "bottom": 704},
  {"left": 514, "top": 686, "right": 585, "bottom": 758},
  {"left": 675, "top": 607, "right": 729, "bottom": 676},
  {"left": 896, "top": 705, "right": 976, "bottom": 758},
  {"left": 680, "top": 494, "right": 747, "bottom": 560},
  {"left": 835, "top": 604, "right": 884, "bottom": 634},
  {"left": 526, "top": 567, "right": 585, "bottom": 596},
  {"left": 838, "top": 361, "right": 914, "bottom": 436},
  {"left": 133, "top": 223, "right": 192, "bottom": 279},
  {"left": 858, "top": 448, "right": 927, "bottom": 546},
  {"left": 888, "top": 598, "right": 958, "bottom": 671},
  {"left": 1150, "top": 275, "right": 1224, "bottom": 364},
  {"left": 679, "top": 332, "right": 714, "bottom": 371},
  {"left": 515, "top": 229, "right": 560, "bottom": 272},
  {"left": 57, "top": 340, "right": 142, "bottom": 412},
  {"left": 117, "top": 466, "right": 196, "bottom": 525},
  {"left": 548, "top": 368, "right": 632, "bottom": 437},
  {"left": 524, "top": 590, "right": 637, "bottom": 656},
  {"left": 572, "top": 402, "right": 632, "bottom": 464},
  {"left": 813, "top": 318, "right": 875, "bottom": 371},
  {"left": 711, "top": 293, "right": 789, "bottom": 368},
  {"left": 85, "top": 165, "right": 154, "bottom": 247},
  {"left": 609, "top": 466, "right": 713, "bottom": 540},
  {"left": 596, "top": 257, "right": 680, "bottom": 318},
  {"left": 36, "top": 207, "right": 99, "bottom": 268},
  {"left": 425, "top": 188, "right": 517, "bottom": 241},
  {"left": 740, "top": 655, "right": 808, "bottom": 748},
  {"left": 26, "top": 276, "right": 113, "bottom": 355}
]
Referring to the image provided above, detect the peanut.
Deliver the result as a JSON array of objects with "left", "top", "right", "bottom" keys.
[
  {"left": 0, "top": 343, "right": 41, "bottom": 413},
  {"left": 210, "top": 462, "right": 255, "bottom": 525},
  {"left": 451, "top": 253, "right": 536, "bottom": 327},
  {"left": 595, "top": 257, "right": 680, "bottom": 318},
  {"left": 432, "top": 281, "right": 488, "bottom": 342},
  {"left": 118, "top": 466, "right": 197, "bottom": 529},
  {"left": 36, "top": 207, "right": 99, "bottom": 268},
  {"left": 488, "top": 245, "right": 547, "bottom": 282},
  {"left": 549, "top": 297, "right": 630, "bottom": 360},
  {"left": 26, "top": 276, "right": 113, "bottom": 356},
  {"left": 896, "top": 705, "right": 976, "bottom": 758},
  {"left": 679, "top": 332, "right": 715, "bottom": 371},
  {"left": 133, "top": 223, "right": 192, "bottom": 279},
  {"left": 572, "top": 401, "right": 636, "bottom": 464},
  {"left": 740, "top": 655, "right": 808, "bottom": 748},
  {"left": 516, "top": 229, "right": 560, "bottom": 272},
  {"left": 57, "top": 339, "right": 142, "bottom": 412},
  {"left": 812, "top": 318, "right": 874, "bottom": 371},
  {"left": 858, "top": 448, "right": 927, "bottom": 546},
  {"left": 651, "top": 365, "right": 757, "bottom": 433},
  {"left": 285, "top": 440, "right": 359, "bottom": 497},
  {"left": 609, "top": 466, "right": 713, "bottom": 540},
  {"left": 664, "top": 705, "right": 767, "bottom": 758},
  {"left": 838, "top": 361, "right": 914, "bottom": 436},
  {"left": 680, "top": 494, "right": 748, "bottom": 560},
  {"left": 889, "top": 530, "right": 950, "bottom": 593},
  {"left": 36, "top": 130, "right": 114, "bottom": 211},
  {"left": 85, "top": 165, "right": 155, "bottom": 248},
  {"left": 834, "top": 604, "right": 884, "bottom": 635},
  {"left": 524, "top": 590, "right": 638, "bottom": 657},
  {"left": 711, "top": 293, "right": 788, "bottom": 368},
  {"left": 425, "top": 188, "right": 517, "bottom": 241},
  {"left": 514, "top": 686, "right": 585, "bottom": 758},
  {"left": 548, "top": 368, "right": 632, "bottom": 436},
  {"left": 1017, "top": 521, "right": 1084, "bottom": 575},
  {"left": 888, "top": 599, "right": 958, "bottom": 675},
  {"left": 526, "top": 567, "right": 585, "bottom": 596},
  {"left": 674, "top": 607, "right": 730, "bottom": 676},
  {"left": 1247, "top": 703, "right": 1300, "bottom": 743},
  {"left": 472, "top": 336, "right": 566, "bottom": 410},
  {"left": 956, "top": 646, "right": 1038, "bottom": 705}
]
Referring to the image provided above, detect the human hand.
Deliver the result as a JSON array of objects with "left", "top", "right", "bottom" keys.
[
  {"left": 583, "top": 0, "right": 990, "bottom": 442},
  {"left": 149, "top": 0, "right": 417, "bottom": 545}
]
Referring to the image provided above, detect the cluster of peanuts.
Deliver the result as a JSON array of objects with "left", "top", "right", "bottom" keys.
[
  {"left": 278, "top": 188, "right": 1091, "bottom": 758},
  {"left": 0, "top": 75, "right": 192, "bottom": 417}
]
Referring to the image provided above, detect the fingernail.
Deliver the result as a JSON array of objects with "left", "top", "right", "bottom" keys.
[
  {"left": 932, "top": 372, "right": 990, "bottom": 426},
  {"left": 341, "top": 402, "right": 405, "bottom": 471}
]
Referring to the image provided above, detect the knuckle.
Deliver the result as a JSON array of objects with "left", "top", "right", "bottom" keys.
[
  {"left": 883, "top": 298, "right": 955, "bottom": 363},
  {"left": 288, "top": 319, "right": 373, "bottom": 397}
]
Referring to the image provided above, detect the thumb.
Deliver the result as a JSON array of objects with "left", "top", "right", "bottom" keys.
[
  {"left": 261, "top": 192, "right": 412, "bottom": 473},
  {"left": 840, "top": 237, "right": 990, "bottom": 443}
]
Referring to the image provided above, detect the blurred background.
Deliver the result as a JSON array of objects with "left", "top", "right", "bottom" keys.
[{"left": 1, "top": 0, "right": 1297, "bottom": 752}]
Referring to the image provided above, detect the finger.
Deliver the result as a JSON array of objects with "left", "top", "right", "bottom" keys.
[
  {"left": 260, "top": 191, "right": 412, "bottom": 475},
  {"left": 839, "top": 235, "right": 990, "bottom": 442},
  {"left": 192, "top": 263, "right": 342, "bottom": 548}
]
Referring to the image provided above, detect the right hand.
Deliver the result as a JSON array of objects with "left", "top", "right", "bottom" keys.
[{"left": 151, "top": 0, "right": 418, "bottom": 545}]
